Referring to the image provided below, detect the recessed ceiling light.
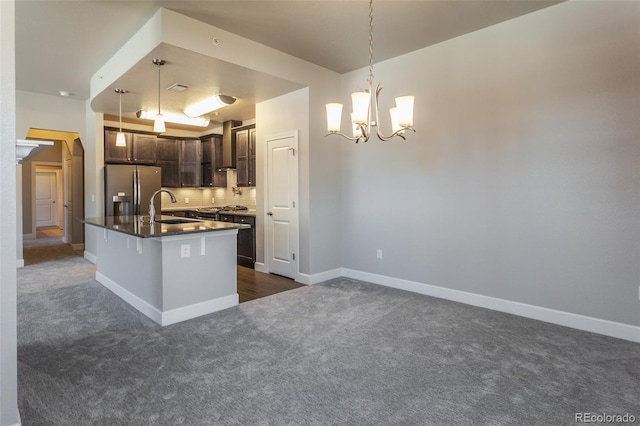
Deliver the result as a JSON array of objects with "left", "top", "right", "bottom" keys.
[{"left": 59, "top": 91, "right": 73, "bottom": 97}]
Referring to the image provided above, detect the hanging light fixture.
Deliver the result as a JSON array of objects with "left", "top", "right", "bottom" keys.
[
  {"left": 136, "top": 110, "right": 210, "bottom": 127},
  {"left": 114, "top": 88, "right": 127, "bottom": 146},
  {"left": 184, "top": 94, "right": 237, "bottom": 118},
  {"left": 326, "top": 0, "right": 415, "bottom": 143},
  {"left": 152, "top": 59, "right": 166, "bottom": 133}
]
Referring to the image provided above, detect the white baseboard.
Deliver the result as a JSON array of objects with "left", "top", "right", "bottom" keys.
[
  {"left": 342, "top": 268, "right": 640, "bottom": 344},
  {"left": 96, "top": 272, "right": 162, "bottom": 323},
  {"left": 95, "top": 272, "right": 238, "bottom": 326},
  {"left": 297, "top": 268, "right": 343, "bottom": 285},
  {"left": 254, "top": 262, "right": 267, "bottom": 273},
  {"left": 84, "top": 251, "right": 97, "bottom": 264},
  {"left": 161, "top": 294, "right": 238, "bottom": 326},
  {"left": 16, "top": 259, "right": 24, "bottom": 268}
]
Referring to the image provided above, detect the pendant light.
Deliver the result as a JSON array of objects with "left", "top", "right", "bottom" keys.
[
  {"left": 325, "top": 0, "right": 415, "bottom": 143},
  {"left": 152, "top": 59, "right": 166, "bottom": 133},
  {"left": 114, "top": 88, "right": 127, "bottom": 146}
]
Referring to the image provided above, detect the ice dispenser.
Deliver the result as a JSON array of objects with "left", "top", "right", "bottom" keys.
[{"left": 112, "top": 195, "right": 131, "bottom": 216}]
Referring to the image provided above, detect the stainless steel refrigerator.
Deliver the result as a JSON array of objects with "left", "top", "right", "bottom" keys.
[{"left": 104, "top": 164, "right": 162, "bottom": 216}]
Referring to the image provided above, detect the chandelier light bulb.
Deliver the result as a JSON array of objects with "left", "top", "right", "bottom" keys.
[
  {"left": 390, "top": 107, "right": 401, "bottom": 134},
  {"left": 351, "top": 92, "right": 371, "bottom": 125},
  {"left": 326, "top": 103, "right": 343, "bottom": 132},
  {"left": 395, "top": 96, "right": 414, "bottom": 128}
]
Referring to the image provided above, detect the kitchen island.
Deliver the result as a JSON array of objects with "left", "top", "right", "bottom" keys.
[{"left": 83, "top": 215, "right": 246, "bottom": 326}]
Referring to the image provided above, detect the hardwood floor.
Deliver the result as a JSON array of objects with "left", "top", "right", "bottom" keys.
[
  {"left": 237, "top": 266, "right": 304, "bottom": 303},
  {"left": 36, "top": 227, "right": 63, "bottom": 238}
]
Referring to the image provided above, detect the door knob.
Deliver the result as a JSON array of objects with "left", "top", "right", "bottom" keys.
[{"left": 267, "top": 211, "right": 273, "bottom": 216}]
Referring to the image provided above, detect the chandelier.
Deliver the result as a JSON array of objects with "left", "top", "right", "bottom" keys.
[{"left": 326, "top": 0, "right": 415, "bottom": 143}]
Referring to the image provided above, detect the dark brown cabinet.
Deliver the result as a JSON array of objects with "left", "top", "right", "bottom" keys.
[
  {"left": 104, "top": 130, "right": 132, "bottom": 163},
  {"left": 218, "top": 213, "right": 256, "bottom": 268},
  {"left": 131, "top": 133, "right": 157, "bottom": 164},
  {"left": 235, "top": 125, "right": 256, "bottom": 187},
  {"left": 105, "top": 129, "right": 157, "bottom": 165},
  {"left": 201, "top": 134, "right": 227, "bottom": 188},
  {"left": 179, "top": 139, "right": 202, "bottom": 187},
  {"left": 249, "top": 128, "right": 256, "bottom": 186},
  {"left": 156, "top": 138, "right": 180, "bottom": 187}
]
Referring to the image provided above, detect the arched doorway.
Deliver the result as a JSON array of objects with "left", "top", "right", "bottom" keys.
[{"left": 22, "top": 129, "right": 85, "bottom": 250}]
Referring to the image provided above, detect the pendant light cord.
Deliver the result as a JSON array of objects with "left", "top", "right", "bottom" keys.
[
  {"left": 157, "top": 64, "right": 161, "bottom": 114},
  {"left": 119, "top": 92, "right": 123, "bottom": 131}
]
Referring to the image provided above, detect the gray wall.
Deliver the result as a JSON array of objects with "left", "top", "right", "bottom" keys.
[
  {"left": 0, "top": 1, "right": 19, "bottom": 424},
  {"left": 341, "top": 1, "right": 640, "bottom": 326}
]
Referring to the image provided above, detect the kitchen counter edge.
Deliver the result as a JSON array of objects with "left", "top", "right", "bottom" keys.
[{"left": 82, "top": 215, "right": 246, "bottom": 238}]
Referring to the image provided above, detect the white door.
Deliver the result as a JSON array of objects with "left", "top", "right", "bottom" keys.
[
  {"left": 266, "top": 133, "right": 298, "bottom": 279},
  {"left": 36, "top": 171, "right": 59, "bottom": 227},
  {"left": 63, "top": 157, "right": 73, "bottom": 243}
]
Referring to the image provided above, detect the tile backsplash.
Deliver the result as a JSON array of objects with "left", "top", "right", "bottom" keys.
[{"left": 159, "top": 170, "right": 256, "bottom": 209}]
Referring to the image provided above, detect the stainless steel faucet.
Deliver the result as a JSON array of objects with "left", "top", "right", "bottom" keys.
[{"left": 149, "top": 189, "right": 176, "bottom": 224}]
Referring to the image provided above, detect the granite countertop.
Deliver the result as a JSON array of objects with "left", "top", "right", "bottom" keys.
[{"left": 82, "top": 215, "right": 247, "bottom": 238}]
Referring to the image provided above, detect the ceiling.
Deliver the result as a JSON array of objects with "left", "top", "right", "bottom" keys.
[{"left": 15, "top": 0, "right": 562, "bottom": 128}]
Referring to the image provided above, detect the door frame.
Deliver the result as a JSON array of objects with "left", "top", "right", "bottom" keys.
[
  {"left": 263, "top": 131, "right": 300, "bottom": 281},
  {"left": 31, "top": 161, "right": 63, "bottom": 236}
]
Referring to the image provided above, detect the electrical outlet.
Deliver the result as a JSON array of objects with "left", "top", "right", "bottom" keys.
[
  {"left": 211, "top": 197, "right": 215, "bottom": 204},
  {"left": 377, "top": 249, "right": 382, "bottom": 259},
  {"left": 184, "top": 197, "right": 190, "bottom": 204},
  {"left": 181, "top": 244, "right": 190, "bottom": 258}
]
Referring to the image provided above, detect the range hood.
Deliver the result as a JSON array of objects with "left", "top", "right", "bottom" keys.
[{"left": 220, "top": 120, "right": 242, "bottom": 169}]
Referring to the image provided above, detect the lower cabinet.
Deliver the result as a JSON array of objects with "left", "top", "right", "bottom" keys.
[{"left": 219, "top": 214, "right": 256, "bottom": 268}]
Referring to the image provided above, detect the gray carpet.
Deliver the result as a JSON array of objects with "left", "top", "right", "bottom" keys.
[{"left": 17, "top": 238, "right": 640, "bottom": 425}]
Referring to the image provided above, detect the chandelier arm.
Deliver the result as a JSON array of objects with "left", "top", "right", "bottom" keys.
[
  {"left": 325, "top": 131, "right": 361, "bottom": 142},
  {"left": 326, "top": 125, "right": 370, "bottom": 143}
]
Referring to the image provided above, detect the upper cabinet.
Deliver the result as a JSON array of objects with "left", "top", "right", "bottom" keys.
[
  {"left": 179, "top": 139, "right": 202, "bottom": 187},
  {"left": 104, "top": 128, "right": 157, "bottom": 165},
  {"left": 104, "top": 130, "right": 132, "bottom": 163},
  {"left": 104, "top": 125, "right": 257, "bottom": 189},
  {"left": 201, "top": 134, "right": 227, "bottom": 188},
  {"left": 131, "top": 133, "right": 157, "bottom": 164},
  {"left": 234, "top": 125, "right": 256, "bottom": 187},
  {"left": 156, "top": 138, "right": 180, "bottom": 187}
]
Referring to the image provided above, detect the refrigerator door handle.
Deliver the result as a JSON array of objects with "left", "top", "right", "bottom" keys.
[{"left": 133, "top": 169, "right": 141, "bottom": 215}]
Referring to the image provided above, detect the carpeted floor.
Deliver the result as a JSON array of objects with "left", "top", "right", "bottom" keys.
[{"left": 17, "top": 238, "right": 640, "bottom": 425}]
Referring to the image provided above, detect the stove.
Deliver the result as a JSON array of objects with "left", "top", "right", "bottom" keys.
[
  {"left": 220, "top": 205, "right": 248, "bottom": 212},
  {"left": 194, "top": 205, "right": 248, "bottom": 219}
]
